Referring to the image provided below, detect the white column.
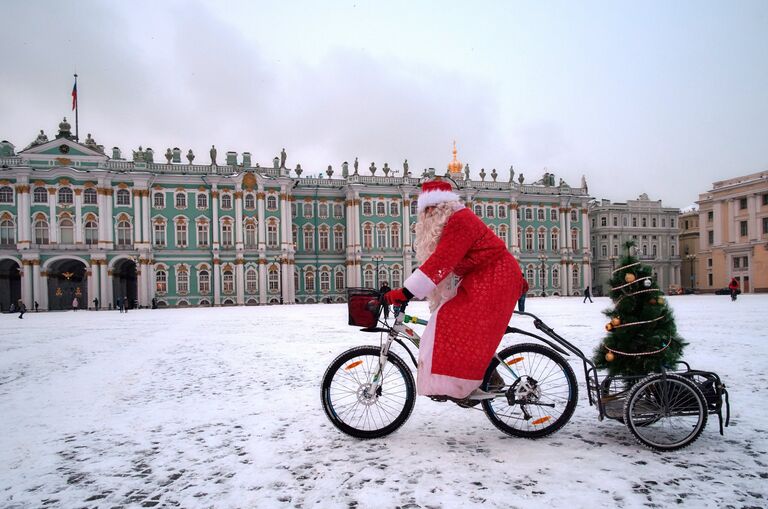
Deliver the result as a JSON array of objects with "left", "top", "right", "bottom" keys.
[
  {"left": 32, "top": 260, "right": 41, "bottom": 307},
  {"left": 281, "top": 260, "right": 289, "bottom": 304},
  {"left": 133, "top": 190, "right": 142, "bottom": 244},
  {"left": 402, "top": 194, "right": 412, "bottom": 277},
  {"left": 103, "top": 187, "right": 114, "bottom": 245},
  {"left": 727, "top": 199, "right": 735, "bottom": 243},
  {"left": 16, "top": 184, "right": 31, "bottom": 248},
  {"left": 257, "top": 185, "right": 266, "bottom": 251},
  {"left": 142, "top": 191, "right": 151, "bottom": 246},
  {"left": 235, "top": 187, "right": 244, "bottom": 249},
  {"left": 581, "top": 207, "right": 591, "bottom": 285},
  {"left": 89, "top": 260, "right": 100, "bottom": 308},
  {"left": 213, "top": 259, "right": 221, "bottom": 306},
  {"left": 212, "top": 187, "right": 220, "bottom": 247},
  {"left": 559, "top": 205, "right": 567, "bottom": 255},
  {"left": 22, "top": 260, "right": 33, "bottom": 308},
  {"left": 40, "top": 270, "right": 49, "bottom": 311},
  {"left": 97, "top": 187, "right": 107, "bottom": 247},
  {"left": 510, "top": 202, "right": 520, "bottom": 254},
  {"left": 48, "top": 188, "right": 57, "bottom": 244},
  {"left": 352, "top": 192, "right": 362, "bottom": 286},
  {"left": 748, "top": 194, "right": 758, "bottom": 241},
  {"left": 236, "top": 259, "right": 245, "bottom": 305},
  {"left": 346, "top": 193, "right": 356, "bottom": 287},
  {"left": 106, "top": 266, "right": 114, "bottom": 307},
  {"left": 259, "top": 260, "right": 267, "bottom": 304},
  {"left": 74, "top": 189, "right": 83, "bottom": 244},
  {"left": 99, "top": 262, "right": 109, "bottom": 308}
]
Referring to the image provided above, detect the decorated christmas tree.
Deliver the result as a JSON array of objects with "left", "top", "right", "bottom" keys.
[{"left": 593, "top": 241, "right": 686, "bottom": 377}]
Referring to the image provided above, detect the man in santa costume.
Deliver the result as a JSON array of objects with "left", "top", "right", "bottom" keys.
[{"left": 385, "top": 178, "right": 525, "bottom": 400}]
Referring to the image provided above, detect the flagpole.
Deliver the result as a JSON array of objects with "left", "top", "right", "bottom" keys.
[{"left": 74, "top": 73, "right": 79, "bottom": 142}]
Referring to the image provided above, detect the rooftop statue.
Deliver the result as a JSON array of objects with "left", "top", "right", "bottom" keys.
[
  {"left": 509, "top": 165, "right": 515, "bottom": 182},
  {"left": 518, "top": 173, "right": 525, "bottom": 185},
  {"left": 210, "top": 145, "right": 217, "bottom": 166},
  {"left": 581, "top": 175, "right": 588, "bottom": 191},
  {"left": 327, "top": 164, "right": 334, "bottom": 178},
  {"left": 491, "top": 168, "right": 498, "bottom": 181},
  {"left": 165, "top": 148, "right": 173, "bottom": 164},
  {"left": 342, "top": 161, "right": 349, "bottom": 178},
  {"left": 187, "top": 149, "right": 195, "bottom": 164},
  {"left": 85, "top": 133, "right": 97, "bottom": 146},
  {"left": 464, "top": 164, "right": 470, "bottom": 179},
  {"left": 383, "top": 162, "right": 390, "bottom": 176},
  {"left": 369, "top": 162, "right": 376, "bottom": 175},
  {"left": 34, "top": 129, "right": 48, "bottom": 145},
  {"left": 403, "top": 159, "right": 409, "bottom": 176},
  {"left": 353, "top": 157, "right": 358, "bottom": 174},
  {"left": 280, "top": 148, "right": 287, "bottom": 168}
]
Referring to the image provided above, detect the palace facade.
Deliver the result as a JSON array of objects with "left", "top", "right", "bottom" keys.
[{"left": 0, "top": 120, "right": 592, "bottom": 310}]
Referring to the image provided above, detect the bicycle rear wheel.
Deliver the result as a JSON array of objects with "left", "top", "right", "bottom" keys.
[
  {"left": 623, "top": 373, "right": 707, "bottom": 451},
  {"left": 481, "top": 343, "right": 578, "bottom": 438},
  {"left": 321, "top": 346, "right": 415, "bottom": 439}
]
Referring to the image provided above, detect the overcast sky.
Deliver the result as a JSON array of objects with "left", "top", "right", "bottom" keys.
[{"left": 2, "top": 0, "right": 766, "bottom": 208}]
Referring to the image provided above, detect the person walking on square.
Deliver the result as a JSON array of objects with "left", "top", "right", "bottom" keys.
[
  {"left": 72, "top": 297, "right": 79, "bottom": 311},
  {"left": 728, "top": 277, "right": 740, "bottom": 301},
  {"left": 93, "top": 297, "right": 99, "bottom": 310},
  {"left": 379, "top": 281, "right": 391, "bottom": 319},
  {"left": 17, "top": 299, "right": 26, "bottom": 319},
  {"left": 116, "top": 297, "right": 123, "bottom": 313},
  {"left": 34, "top": 301, "right": 39, "bottom": 312},
  {"left": 518, "top": 278, "right": 529, "bottom": 312},
  {"left": 124, "top": 295, "right": 129, "bottom": 313},
  {"left": 583, "top": 285, "right": 593, "bottom": 303}
]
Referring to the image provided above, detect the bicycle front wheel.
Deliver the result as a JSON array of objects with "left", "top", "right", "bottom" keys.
[
  {"left": 321, "top": 346, "right": 415, "bottom": 439},
  {"left": 623, "top": 373, "right": 708, "bottom": 451},
  {"left": 481, "top": 343, "right": 578, "bottom": 438}
]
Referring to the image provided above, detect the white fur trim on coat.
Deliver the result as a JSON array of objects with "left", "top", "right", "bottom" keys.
[
  {"left": 417, "top": 190, "right": 461, "bottom": 213},
  {"left": 403, "top": 268, "right": 437, "bottom": 299}
]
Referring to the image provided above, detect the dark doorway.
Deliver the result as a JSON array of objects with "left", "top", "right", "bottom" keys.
[
  {"left": 47, "top": 259, "right": 88, "bottom": 311},
  {"left": 0, "top": 259, "right": 21, "bottom": 312},
  {"left": 113, "top": 259, "right": 138, "bottom": 309}
]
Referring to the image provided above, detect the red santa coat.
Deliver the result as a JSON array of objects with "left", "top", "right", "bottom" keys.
[{"left": 404, "top": 207, "right": 524, "bottom": 398}]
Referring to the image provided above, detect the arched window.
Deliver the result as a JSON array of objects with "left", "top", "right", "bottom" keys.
[
  {"left": 246, "top": 268, "right": 258, "bottom": 294},
  {"left": 177, "top": 269, "right": 189, "bottom": 294},
  {"left": 319, "top": 226, "right": 329, "bottom": 251},
  {"left": 498, "top": 205, "right": 507, "bottom": 219},
  {"left": 333, "top": 203, "right": 343, "bottom": 218},
  {"left": 320, "top": 269, "right": 330, "bottom": 292},
  {"left": 175, "top": 220, "right": 187, "bottom": 248},
  {"left": 318, "top": 203, "right": 329, "bottom": 218},
  {"left": 362, "top": 201, "right": 373, "bottom": 216},
  {"left": 537, "top": 208, "right": 545, "bottom": 221},
  {"left": 389, "top": 202, "right": 399, "bottom": 216},
  {"left": 552, "top": 266, "right": 560, "bottom": 288},
  {"left": 268, "top": 266, "right": 280, "bottom": 292},
  {"left": 474, "top": 204, "right": 483, "bottom": 217},
  {"left": 376, "top": 201, "right": 386, "bottom": 216},
  {"left": 58, "top": 187, "right": 73, "bottom": 205},
  {"left": 642, "top": 217, "right": 647, "bottom": 227},
  {"left": 175, "top": 192, "right": 187, "bottom": 208},
  {"left": 551, "top": 228, "right": 559, "bottom": 251},
  {"left": 390, "top": 224, "right": 400, "bottom": 250},
  {"left": 486, "top": 205, "right": 495, "bottom": 218},
  {"left": 525, "top": 227, "right": 533, "bottom": 251},
  {"left": 376, "top": 224, "right": 387, "bottom": 249},
  {"left": 244, "top": 194, "right": 255, "bottom": 209},
  {"left": 154, "top": 221, "right": 166, "bottom": 247},
  {"left": 35, "top": 219, "right": 49, "bottom": 244},
  {"left": 0, "top": 186, "right": 13, "bottom": 203},
  {"left": 85, "top": 220, "right": 98, "bottom": 245},
  {"left": 304, "top": 201, "right": 314, "bottom": 218},
  {"left": 526, "top": 265, "right": 535, "bottom": 284},
  {"left": 221, "top": 222, "right": 233, "bottom": 247},
  {"left": 266, "top": 195, "right": 278, "bottom": 210},
  {"left": 0, "top": 219, "right": 15, "bottom": 245},
  {"left": 221, "top": 194, "right": 232, "bottom": 209},
  {"left": 197, "top": 193, "right": 208, "bottom": 209},
  {"left": 304, "top": 269, "right": 315, "bottom": 292},
  {"left": 291, "top": 202, "right": 297, "bottom": 218},
  {"left": 652, "top": 217, "right": 657, "bottom": 228},
  {"left": 537, "top": 229, "right": 546, "bottom": 251},
  {"left": 155, "top": 269, "right": 167, "bottom": 294},
  {"left": 292, "top": 224, "right": 298, "bottom": 247},
  {"left": 83, "top": 188, "right": 97, "bottom": 205},
  {"left": 572, "top": 265, "right": 580, "bottom": 292},
  {"left": 59, "top": 218, "right": 74, "bottom": 244},
  {"left": 551, "top": 208, "right": 559, "bottom": 222},
  {"left": 363, "top": 223, "right": 373, "bottom": 250},
  {"left": 33, "top": 187, "right": 48, "bottom": 204},
  {"left": 116, "top": 189, "right": 130, "bottom": 206},
  {"left": 294, "top": 271, "right": 299, "bottom": 295},
  {"left": 154, "top": 192, "right": 165, "bottom": 208},
  {"left": 198, "top": 270, "right": 210, "bottom": 294},
  {"left": 498, "top": 225, "right": 508, "bottom": 246},
  {"left": 267, "top": 221, "right": 278, "bottom": 247},
  {"left": 116, "top": 220, "right": 132, "bottom": 246},
  {"left": 333, "top": 226, "right": 345, "bottom": 251},
  {"left": 571, "top": 228, "right": 579, "bottom": 250},
  {"left": 244, "top": 223, "right": 257, "bottom": 248},
  {"left": 391, "top": 267, "right": 402, "bottom": 288},
  {"left": 222, "top": 269, "right": 234, "bottom": 294},
  {"left": 197, "top": 221, "right": 209, "bottom": 247},
  {"left": 410, "top": 200, "right": 417, "bottom": 216},
  {"left": 363, "top": 268, "right": 374, "bottom": 288},
  {"left": 335, "top": 269, "right": 345, "bottom": 291},
  {"left": 571, "top": 210, "right": 578, "bottom": 223},
  {"left": 303, "top": 226, "right": 314, "bottom": 251},
  {"left": 525, "top": 208, "right": 533, "bottom": 221}
]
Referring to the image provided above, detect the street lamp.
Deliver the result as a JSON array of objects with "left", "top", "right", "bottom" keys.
[
  {"left": 372, "top": 255, "right": 383, "bottom": 289},
  {"left": 686, "top": 253, "right": 696, "bottom": 291},
  {"left": 538, "top": 254, "right": 547, "bottom": 296}
]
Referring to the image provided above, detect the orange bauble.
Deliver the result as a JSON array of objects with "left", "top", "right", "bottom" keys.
[
  {"left": 605, "top": 351, "right": 615, "bottom": 362},
  {"left": 605, "top": 323, "right": 613, "bottom": 331},
  {"left": 624, "top": 273, "right": 636, "bottom": 283},
  {"left": 611, "top": 317, "right": 621, "bottom": 326}
]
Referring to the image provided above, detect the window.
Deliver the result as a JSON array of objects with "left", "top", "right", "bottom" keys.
[
  {"left": 116, "top": 189, "right": 130, "bottom": 206},
  {"left": 221, "top": 223, "right": 233, "bottom": 247},
  {"left": 410, "top": 200, "right": 417, "bottom": 217},
  {"left": 376, "top": 202, "right": 386, "bottom": 216},
  {"left": 570, "top": 210, "right": 578, "bottom": 223},
  {"left": 641, "top": 217, "right": 647, "bottom": 227},
  {"left": 34, "top": 187, "right": 48, "bottom": 203},
  {"left": 499, "top": 225, "right": 508, "bottom": 246},
  {"left": 175, "top": 192, "right": 186, "bottom": 208},
  {"left": 498, "top": 205, "right": 507, "bottom": 219},
  {"left": 333, "top": 203, "right": 343, "bottom": 218},
  {"left": 652, "top": 244, "right": 658, "bottom": 257},
  {"left": 552, "top": 267, "right": 560, "bottom": 288},
  {"left": 154, "top": 192, "right": 165, "bottom": 208},
  {"left": 708, "top": 231, "right": 714, "bottom": 245},
  {"left": 661, "top": 218, "right": 666, "bottom": 227},
  {"left": 246, "top": 269, "right": 258, "bottom": 294},
  {"left": 613, "top": 217, "right": 618, "bottom": 227},
  {"left": 292, "top": 225, "right": 298, "bottom": 247},
  {"left": 708, "top": 273, "right": 713, "bottom": 286},
  {"left": 268, "top": 266, "right": 280, "bottom": 292},
  {"left": 525, "top": 228, "right": 533, "bottom": 251},
  {"left": 267, "top": 221, "right": 278, "bottom": 247},
  {"left": 601, "top": 217, "right": 607, "bottom": 227},
  {"left": 571, "top": 229, "right": 579, "bottom": 250},
  {"left": 526, "top": 266, "right": 534, "bottom": 283},
  {"left": 733, "top": 257, "right": 740, "bottom": 269},
  {"left": 763, "top": 217, "right": 768, "bottom": 235},
  {"left": 652, "top": 217, "right": 657, "bottom": 228},
  {"left": 197, "top": 193, "right": 208, "bottom": 209},
  {"left": 377, "top": 224, "right": 387, "bottom": 248},
  {"left": 537, "top": 209, "right": 545, "bottom": 221},
  {"left": 0, "top": 186, "right": 13, "bottom": 203},
  {"left": 58, "top": 187, "right": 73, "bottom": 205},
  {"left": 59, "top": 218, "right": 74, "bottom": 244},
  {"left": 303, "top": 226, "right": 314, "bottom": 251},
  {"left": 84, "top": 220, "right": 98, "bottom": 245},
  {"left": 601, "top": 245, "right": 607, "bottom": 257},
  {"left": 623, "top": 217, "right": 628, "bottom": 227},
  {"left": 335, "top": 270, "right": 345, "bottom": 291},
  {"left": 389, "top": 202, "right": 399, "bottom": 216},
  {"left": 363, "top": 268, "right": 374, "bottom": 288},
  {"left": 304, "top": 270, "right": 315, "bottom": 292},
  {"left": 632, "top": 217, "right": 637, "bottom": 227},
  {"left": 35, "top": 219, "right": 49, "bottom": 244},
  {"left": 550, "top": 208, "right": 558, "bottom": 222},
  {"left": 197, "top": 222, "right": 209, "bottom": 247},
  {"left": 551, "top": 229, "right": 559, "bottom": 251},
  {"left": 363, "top": 223, "right": 373, "bottom": 249},
  {"left": 670, "top": 218, "right": 675, "bottom": 228},
  {"left": 671, "top": 244, "right": 676, "bottom": 256},
  {"left": 245, "top": 223, "right": 257, "bottom": 248},
  {"left": 83, "top": 188, "right": 97, "bottom": 205},
  {"left": 155, "top": 270, "right": 167, "bottom": 293},
  {"left": 222, "top": 270, "right": 234, "bottom": 294},
  {"left": 537, "top": 229, "right": 546, "bottom": 251},
  {"left": 474, "top": 204, "right": 483, "bottom": 217},
  {"left": 176, "top": 221, "right": 187, "bottom": 247},
  {"left": 642, "top": 244, "right": 648, "bottom": 256},
  {"left": 318, "top": 203, "right": 329, "bottom": 219},
  {"left": 303, "top": 202, "right": 313, "bottom": 218},
  {"left": 291, "top": 203, "right": 297, "bottom": 218},
  {"left": 613, "top": 244, "right": 619, "bottom": 256},
  {"left": 177, "top": 269, "right": 189, "bottom": 294},
  {"left": 334, "top": 227, "right": 344, "bottom": 251},
  {"left": 319, "top": 227, "right": 329, "bottom": 251},
  {"left": 198, "top": 270, "right": 210, "bottom": 294},
  {"left": 390, "top": 224, "right": 400, "bottom": 249},
  {"left": 0, "top": 219, "right": 15, "bottom": 245},
  {"left": 320, "top": 269, "right": 330, "bottom": 292},
  {"left": 244, "top": 194, "right": 255, "bottom": 209},
  {"left": 525, "top": 208, "right": 533, "bottom": 221},
  {"left": 116, "top": 220, "right": 132, "bottom": 246},
  {"left": 221, "top": 194, "right": 232, "bottom": 209},
  {"left": 572, "top": 265, "right": 580, "bottom": 292},
  {"left": 739, "top": 197, "right": 747, "bottom": 209},
  {"left": 486, "top": 205, "right": 495, "bottom": 218},
  {"left": 740, "top": 221, "right": 748, "bottom": 237},
  {"left": 266, "top": 195, "right": 278, "bottom": 210},
  {"left": 363, "top": 201, "right": 373, "bottom": 216},
  {"left": 763, "top": 194, "right": 768, "bottom": 206},
  {"left": 154, "top": 222, "right": 166, "bottom": 247}
]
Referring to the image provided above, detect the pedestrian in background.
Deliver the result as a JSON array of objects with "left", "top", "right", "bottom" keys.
[
  {"left": 379, "top": 281, "right": 391, "bottom": 318},
  {"left": 72, "top": 297, "right": 79, "bottom": 311},
  {"left": 116, "top": 297, "right": 123, "bottom": 313},
  {"left": 518, "top": 279, "right": 529, "bottom": 312},
  {"left": 583, "top": 285, "right": 593, "bottom": 303},
  {"left": 17, "top": 299, "right": 26, "bottom": 319},
  {"left": 728, "top": 278, "right": 740, "bottom": 301},
  {"left": 34, "top": 301, "right": 39, "bottom": 312}
]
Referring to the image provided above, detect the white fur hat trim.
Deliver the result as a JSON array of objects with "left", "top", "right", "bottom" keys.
[{"left": 417, "top": 189, "right": 461, "bottom": 212}]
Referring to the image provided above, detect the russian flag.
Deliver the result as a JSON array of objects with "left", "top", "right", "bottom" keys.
[{"left": 71, "top": 81, "right": 77, "bottom": 110}]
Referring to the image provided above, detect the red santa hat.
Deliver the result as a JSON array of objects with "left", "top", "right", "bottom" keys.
[{"left": 417, "top": 179, "right": 460, "bottom": 213}]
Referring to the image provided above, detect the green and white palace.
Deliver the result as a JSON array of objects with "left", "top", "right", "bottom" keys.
[{"left": 0, "top": 119, "right": 592, "bottom": 311}]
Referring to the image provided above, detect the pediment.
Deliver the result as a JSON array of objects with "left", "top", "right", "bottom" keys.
[{"left": 20, "top": 137, "right": 106, "bottom": 159}]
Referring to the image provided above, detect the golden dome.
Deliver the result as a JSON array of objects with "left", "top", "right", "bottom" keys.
[{"left": 447, "top": 141, "right": 463, "bottom": 177}]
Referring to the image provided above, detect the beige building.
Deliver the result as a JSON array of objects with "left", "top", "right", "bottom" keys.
[
  {"left": 696, "top": 171, "right": 768, "bottom": 293},
  {"left": 679, "top": 210, "right": 700, "bottom": 290}
]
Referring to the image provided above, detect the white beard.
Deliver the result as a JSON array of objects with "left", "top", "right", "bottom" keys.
[{"left": 414, "top": 201, "right": 462, "bottom": 312}]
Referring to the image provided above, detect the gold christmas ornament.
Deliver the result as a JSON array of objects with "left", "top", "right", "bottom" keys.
[
  {"left": 611, "top": 317, "right": 621, "bottom": 326},
  {"left": 624, "top": 273, "right": 636, "bottom": 283},
  {"left": 657, "top": 297, "right": 665, "bottom": 305},
  {"left": 605, "top": 351, "right": 615, "bottom": 362},
  {"left": 605, "top": 323, "right": 613, "bottom": 331}
]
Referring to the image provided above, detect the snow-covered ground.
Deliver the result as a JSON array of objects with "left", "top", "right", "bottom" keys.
[{"left": 1, "top": 295, "right": 766, "bottom": 509}]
